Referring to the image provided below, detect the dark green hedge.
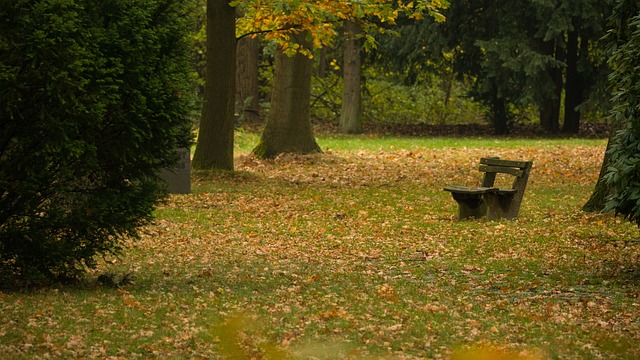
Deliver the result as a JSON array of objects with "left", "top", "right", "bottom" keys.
[{"left": 0, "top": 0, "right": 196, "bottom": 283}]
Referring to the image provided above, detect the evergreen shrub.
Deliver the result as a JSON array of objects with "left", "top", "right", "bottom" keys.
[
  {"left": 603, "top": 5, "right": 640, "bottom": 226},
  {"left": 0, "top": 0, "right": 195, "bottom": 283}
]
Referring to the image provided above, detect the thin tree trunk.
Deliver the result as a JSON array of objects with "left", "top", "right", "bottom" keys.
[
  {"left": 317, "top": 47, "right": 328, "bottom": 78},
  {"left": 235, "top": 35, "right": 260, "bottom": 125},
  {"left": 489, "top": 80, "right": 509, "bottom": 135},
  {"left": 493, "top": 98, "right": 509, "bottom": 135},
  {"left": 563, "top": 28, "right": 582, "bottom": 134},
  {"left": 539, "top": 40, "right": 562, "bottom": 133},
  {"left": 253, "top": 32, "right": 321, "bottom": 159},
  {"left": 338, "top": 21, "right": 363, "bottom": 134},
  {"left": 192, "top": 0, "right": 236, "bottom": 170}
]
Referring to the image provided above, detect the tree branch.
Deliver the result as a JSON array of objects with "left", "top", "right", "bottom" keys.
[{"left": 236, "top": 25, "right": 301, "bottom": 41}]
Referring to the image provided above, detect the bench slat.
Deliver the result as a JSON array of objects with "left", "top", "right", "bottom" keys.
[
  {"left": 495, "top": 188, "right": 517, "bottom": 194},
  {"left": 480, "top": 158, "right": 529, "bottom": 168},
  {"left": 444, "top": 186, "right": 493, "bottom": 194},
  {"left": 479, "top": 165, "right": 524, "bottom": 177}
]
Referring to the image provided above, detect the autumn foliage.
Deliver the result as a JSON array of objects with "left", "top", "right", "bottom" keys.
[{"left": 234, "top": 0, "right": 448, "bottom": 54}]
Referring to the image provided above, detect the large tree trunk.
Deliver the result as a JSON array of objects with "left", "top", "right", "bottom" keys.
[
  {"left": 192, "top": 0, "right": 236, "bottom": 170},
  {"left": 235, "top": 35, "right": 260, "bottom": 125},
  {"left": 563, "top": 27, "right": 582, "bottom": 134},
  {"left": 253, "top": 32, "right": 321, "bottom": 159},
  {"left": 338, "top": 21, "right": 363, "bottom": 134}
]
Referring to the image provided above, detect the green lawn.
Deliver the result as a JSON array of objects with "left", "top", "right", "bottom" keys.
[
  {"left": 2, "top": 134, "right": 639, "bottom": 359},
  {"left": 235, "top": 131, "right": 606, "bottom": 153}
]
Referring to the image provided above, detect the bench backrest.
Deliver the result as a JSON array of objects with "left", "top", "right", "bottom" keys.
[{"left": 479, "top": 157, "right": 533, "bottom": 191}]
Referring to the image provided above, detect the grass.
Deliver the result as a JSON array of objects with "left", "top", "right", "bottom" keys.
[
  {"left": 2, "top": 133, "right": 640, "bottom": 359},
  {"left": 235, "top": 131, "right": 607, "bottom": 153}
]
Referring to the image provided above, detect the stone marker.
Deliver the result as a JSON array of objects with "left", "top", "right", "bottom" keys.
[{"left": 159, "top": 148, "right": 191, "bottom": 194}]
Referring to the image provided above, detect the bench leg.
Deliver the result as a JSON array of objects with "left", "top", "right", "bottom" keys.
[
  {"left": 449, "top": 193, "right": 487, "bottom": 220},
  {"left": 484, "top": 193, "right": 516, "bottom": 220}
]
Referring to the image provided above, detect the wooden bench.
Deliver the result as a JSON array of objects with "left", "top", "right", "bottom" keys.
[{"left": 444, "top": 157, "right": 533, "bottom": 220}]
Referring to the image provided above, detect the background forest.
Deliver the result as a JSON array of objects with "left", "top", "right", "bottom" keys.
[{"left": 191, "top": 0, "right": 613, "bottom": 140}]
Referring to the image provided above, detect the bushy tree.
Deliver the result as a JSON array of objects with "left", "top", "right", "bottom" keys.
[
  {"left": 0, "top": 0, "right": 195, "bottom": 283},
  {"left": 602, "top": 1, "right": 640, "bottom": 225}
]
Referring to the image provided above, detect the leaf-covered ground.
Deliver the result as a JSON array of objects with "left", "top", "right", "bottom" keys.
[{"left": 2, "top": 138, "right": 640, "bottom": 359}]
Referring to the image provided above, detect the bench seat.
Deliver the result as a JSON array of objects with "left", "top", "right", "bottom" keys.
[{"left": 443, "top": 186, "right": 517, "bottom": 195}]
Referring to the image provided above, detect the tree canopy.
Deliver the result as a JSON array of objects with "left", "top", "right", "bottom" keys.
[{"left": 234, "top": 0, "right": 447, "bottom": 53}]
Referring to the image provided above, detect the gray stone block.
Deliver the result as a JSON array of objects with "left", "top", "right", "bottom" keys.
[{"left": 159, "top": 148, "right": 191, "bottom": 194}]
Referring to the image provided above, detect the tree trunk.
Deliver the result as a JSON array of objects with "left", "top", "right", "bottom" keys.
[
  {"left": 192, "top": 0, "right": 236, "bottom": 170},
  {"left": 492, "top": 98, "right": 509, "bottom": 135},
  {"left": 317, "top": 47, "right": 328, "bottom": 78},
  {"left": 539, "top": 102, "right": 559, "bottom": 133},
  {"left": 563, "top": 28, "right": 582, "bottom": 134},
  {"left": 253, "top": 32, "right": 321, "bottom": 159},
  {"left": 338, "top": 21, "right": 363, "bottom": 134},
  {"left": 235, "top": 35, "right": 260, "bottom": 125},
  {"left": 539, "top": 40, "right": 562, "bottom": 133},
  {"left": 583, "top": 120, "right": 624, "bottom": 212},
  {"left": 440, "top": 71, "right": 454, "bottom": 124},
  {"left": 489, "top": 80, "right": 509, "bottom": 135}
]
